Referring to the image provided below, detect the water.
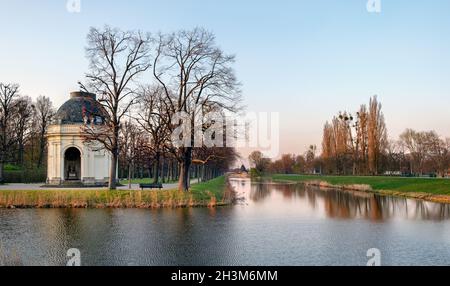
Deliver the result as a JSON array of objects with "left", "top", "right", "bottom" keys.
[{"left": 1, "top": 178, "right": 450, "bottom": 266}]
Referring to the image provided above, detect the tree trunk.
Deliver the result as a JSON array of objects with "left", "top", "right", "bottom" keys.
[
  {"left": 109, "top": 149, "right": 118, "bottom": 190},
  {"left": 167, "top": 160, "right": 172, "bottom": 182},
  {"left": 178, "top": 147, "right": 192, "bottom": 191},
  {"left": 37, "top": 131, "right": 46, "bottom": 168},
  {"left": 37, "top": 143, "right": 45, "bottom": 168},
  {"left": 201, "top": 164, "right": 205, "bottom": 182},
  {"left": 153, "top": 152, "right": 160, "bottom": 184},
  {"left": 128, "top": 164, "right": 132, "bottom": 189},
  {"left": 18, "top": 139, "right": 24, "bottom": 167},
  {"left": 160, "top": 157, "right": 165, "bottom": 183},
  {"left": 178, "top": 162, "right": 190, "bottom": 191}
]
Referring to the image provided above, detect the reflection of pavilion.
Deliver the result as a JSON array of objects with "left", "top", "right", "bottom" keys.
[{"left": 46, "top": 92, "right": 113, "bottom": 186}]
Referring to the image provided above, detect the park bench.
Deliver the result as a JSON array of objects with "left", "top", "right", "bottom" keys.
[{"left": 139, "top": 183, "right": 163, "bottom": 190}]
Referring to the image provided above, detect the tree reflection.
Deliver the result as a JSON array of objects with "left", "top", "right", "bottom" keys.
[
  {"left": 307, "top": 186, "right": 450, "bottom": 221},
  {"left": 249, "top": 183, "right": 272, "bottom": 202},
  {"left": 231, "top": 179, "right": 450, "bottom": 221}
]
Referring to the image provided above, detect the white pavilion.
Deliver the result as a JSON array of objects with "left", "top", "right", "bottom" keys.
[{"left": 46, "top": 91, "right": 111, "bottom": 186}]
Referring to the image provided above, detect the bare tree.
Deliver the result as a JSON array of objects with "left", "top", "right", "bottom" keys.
[
  {"left": 12, "top": 96, "right": 33, "bottom": 167},
  {"left": 427, "top": 132, "right": 449, "bottom": 177},
  {"left": 193, "top": 146, "right": 238, "bottom": 181},
  {"left": 294, "top": 155, "right": 306, "bottom": 174},
  {"left": 321, "top": 96, "right": 388, "bottom": 176},
  {"left": 248, "top": 151, "right": 270, "bottom": 174},
  {"left": 367, "top": 96, "right": 387, "bottom": 175},
  {"left": 82, "top": 26, "right": 152, "bottom": 189},
  {"left": 305, "top": 145, "right": 317, "bottom": 174},
  {"left": 385, "top": 140, "right": 406, "bottom": 174},
  {"left": 136, "top": 85, "right": 171, "bottom": 184},
  {"left": 400, "top": 129, "right": 428, "bottom": 175},
  {"left": 321, "top": 121, "right": 335, "bottom": 174},
  {"left": 355, "top": 105, "right": 368, "bottom": 174},
  {"left": 119, "top": 119, "right": 142, "bottom": 188},
  {"left": 321, "top": 113, "right": 354, "bottom": 175},
  {"left": 152, "top": 28, "right": 241, "bottom": 191},
  {"left": 0, "top": 83, "right": 20, "bottom": 181},
  {"left": 337, "top": 112, "right": 356, "bottom": 175},
  {"left": 33, "top": 96, "right": 54, "bottom": 168}
]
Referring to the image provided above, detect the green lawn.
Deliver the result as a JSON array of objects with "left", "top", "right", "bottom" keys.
[
  {"left": 272, "top": 174, "right": 450, "bottom": 195},
  {"left": 0, "top": 176, "right": 227, "bottom": 208},
  {"left": 190, "top": 176, "right": 226, "bottom": 201}
]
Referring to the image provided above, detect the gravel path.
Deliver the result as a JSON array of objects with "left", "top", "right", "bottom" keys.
[{"left": 0, "top": 180, "right": 198, "bottom": 191}]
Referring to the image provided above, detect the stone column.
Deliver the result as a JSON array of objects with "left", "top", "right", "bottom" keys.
[{"left": 56, "top": 142, "right": 62, "bottom": 184}]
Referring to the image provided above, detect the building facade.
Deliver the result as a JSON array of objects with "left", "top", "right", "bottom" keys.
[{"left": 46, "top": 91, "right": 111, "bottom": 186}]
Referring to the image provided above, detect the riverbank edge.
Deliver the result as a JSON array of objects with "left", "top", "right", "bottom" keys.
[
  {"left": 271, "top": 177, "right": 450, "bottom": 204},
  {"left": 0, "top": 175, "right": 237, "bottom": 209}
]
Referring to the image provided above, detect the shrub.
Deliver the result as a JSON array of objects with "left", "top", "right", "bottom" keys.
[{"left": 3, "top": 169, "right": 46, "bottom": 183}]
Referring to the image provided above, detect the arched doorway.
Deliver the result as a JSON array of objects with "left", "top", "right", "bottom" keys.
[{"left": 64, "top": 147, "right": 81, "bottom": 181}]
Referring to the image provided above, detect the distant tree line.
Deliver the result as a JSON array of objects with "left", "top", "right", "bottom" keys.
[
  {"left": 0, "top": 83, "right": 55, "bottom": 182},
  {"left": 118, "top": 118, "right": 238, "bottom": 185},
  {"left": 249, "top": 146, "right": 321, "bottom": 177},
  {"left": 249, "top": 96, "right": 450, "bottom": 177}
]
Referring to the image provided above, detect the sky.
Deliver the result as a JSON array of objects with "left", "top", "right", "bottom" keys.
[{"left": 1, "top": 0, "right": 450, "bottom": 160}]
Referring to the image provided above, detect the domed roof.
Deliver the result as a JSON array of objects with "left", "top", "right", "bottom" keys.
[{"left": 54, "top": 92, "right": 108, "bottom": 125}]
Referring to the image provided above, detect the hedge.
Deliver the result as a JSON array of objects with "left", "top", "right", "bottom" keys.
[{"left": 3, "top": 169, "right": 47, "bottom": 184}]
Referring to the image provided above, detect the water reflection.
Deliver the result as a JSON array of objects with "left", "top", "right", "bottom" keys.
[
  {"left": 2, "top": 180, "right": 450, "bottom": 266},
  {"left": 231, "top": 179, "right": 450, "bottom": 221}
]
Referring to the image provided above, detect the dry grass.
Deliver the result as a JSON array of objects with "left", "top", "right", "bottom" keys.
[{"left": 0, "top": 176, "right": 233, "bottom": 209}]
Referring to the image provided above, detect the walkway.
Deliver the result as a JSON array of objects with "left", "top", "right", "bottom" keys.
[{"left": 0, "top": 180, "right": 198, "bottom": 191}]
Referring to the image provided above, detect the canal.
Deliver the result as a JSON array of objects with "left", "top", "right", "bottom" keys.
[{"left": 1, "top": 178, "right": 450, "bottom": 265}]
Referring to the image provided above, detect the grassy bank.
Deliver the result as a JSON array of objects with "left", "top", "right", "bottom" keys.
[
  {"left": 0, "top": 176, "right": 231, "bottom": 209},
  {"left": 272, "top": 174, "right": 450, "bottom": 203}
]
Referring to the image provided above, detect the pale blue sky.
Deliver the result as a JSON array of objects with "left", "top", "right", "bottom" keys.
[{"left": 1, "top": 0, "right": 450, "bottom": 156}]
